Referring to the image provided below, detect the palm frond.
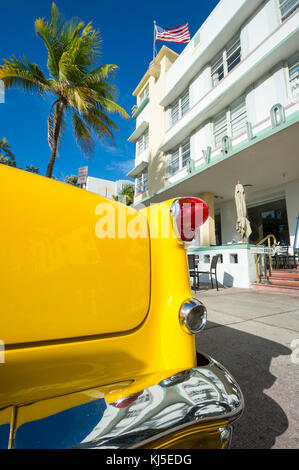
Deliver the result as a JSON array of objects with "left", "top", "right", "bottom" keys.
[
  {"left": 58, "top": 51, "right": 81, "bottom": 84},
  {"left": 35, "top": 17, "right": 61, "bottom": 79},
  {"left": 74, "top": 64, "right": 118, "bottom": 87},
  {"left": 0, "top": 56, "right": 51, "bottom": 94},
  {"left": 67, "top": 86, "right": 97, "bottom": 113},
  {"left": 82, "top": 107, "right": 116, "bottom": 142},
  {"left": 72, "top": 109, "right": 94, "bottom": 157},
  {"left": 67, "top": 22, "right": 102, "bottom": 73},
  {"left": 97, "top": 97, "right": 129, "bottom": 119},
  {"left": 0, "top": 137, "right": 15, "bottom": 160}
]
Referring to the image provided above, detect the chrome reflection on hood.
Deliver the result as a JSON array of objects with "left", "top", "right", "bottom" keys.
[{"left": 75, "top": 354, "right": 243, "bottom": 449}]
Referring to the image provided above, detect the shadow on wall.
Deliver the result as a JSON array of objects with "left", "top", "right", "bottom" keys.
[
  {"left": 197, "top": 272, "right": 234, "bottom": 289},
  {"left": 149, "top": 151, "right": 166, "bottom": 195},
  {"left": 223, "top": 272, "right": 234, "bottom": 287},
  {"left": 196, "top": 322, "right": 291, "bottom": 449}
]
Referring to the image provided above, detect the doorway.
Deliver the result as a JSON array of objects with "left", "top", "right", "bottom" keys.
[{"left": 247, "top": 199, "right": 290, "bottom": 245}]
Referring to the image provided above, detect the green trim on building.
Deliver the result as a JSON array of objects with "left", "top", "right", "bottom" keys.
[
  {"left": 137, "top": 109, "right": 299, "bottom": 205},
  {"left": 193, "top": 32, "right": 201, "bottom": 48},
  {"left": 132, "top": 98, "right": 150, "bottom": 119}
]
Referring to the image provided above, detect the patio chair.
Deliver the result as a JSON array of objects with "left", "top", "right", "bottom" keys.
[
  {"left": 188, "top": 255, "right": 199, "bottom": 292},
  {"left": 197, "top": 255, "right": 220, "bottom": 291},
  {"left": 273, "top": 246, "right": 295, "bottom": 269}
]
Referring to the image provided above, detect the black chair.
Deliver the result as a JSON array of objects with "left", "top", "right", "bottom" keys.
[
  {"left": 188, "top": 255, "right": 199, "bottom": 292},
  {"left": 273, "top": 246, "right": 294, "bottom": 269},
  {"left": 197, "top": 255, "right": 220, "bottom": 291}
]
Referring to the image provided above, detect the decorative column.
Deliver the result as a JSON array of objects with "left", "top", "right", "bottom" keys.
[{"left": 199, "top": 192, "right": 216, "bottom": 247}]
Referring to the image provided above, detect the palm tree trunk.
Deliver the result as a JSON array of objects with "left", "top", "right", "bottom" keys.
[{"left": 46, "top": 101, "right": 65, "bottom": 178}]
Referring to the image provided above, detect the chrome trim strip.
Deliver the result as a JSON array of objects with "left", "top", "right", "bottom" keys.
[
  {"left": 179, "top": 299, "right": 207, "bottom": 334},
  {"left": 75, "top": 353, "right": 244, "bottom": 449}
]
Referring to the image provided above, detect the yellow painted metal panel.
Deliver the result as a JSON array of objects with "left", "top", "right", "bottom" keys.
[
  {"left": 0, "top": 166, "right": 150, "bottom": 344},
  {"left": 0, "top": 182, "right": 196, "bottom": 409}
]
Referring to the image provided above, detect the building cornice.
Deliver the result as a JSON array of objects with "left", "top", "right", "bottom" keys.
[{"left": 133, "top": 46, "right": 178, "bottom": 97}]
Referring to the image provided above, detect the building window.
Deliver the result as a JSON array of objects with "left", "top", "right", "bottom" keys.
[
  {"left": 213, "top": 96, "right": 247, "bottom": 147},
  {"left": 279, "top": 0, "right": 299, "bottom": 21},
  {"left": 135, "top": 170, "right": 148, "bottom": 195},
  {"left": 288, "top": 52, "right": 299, "bottom": 99},
  {"left": 137, "top": 128, "right": 149, "bottom": 156},
  {"left": 139, "top": 84, "right": 149, "bottom": 105},
  {"left": 226, "top": 36, "right": 241, "bottom": 73},
  {"left": 211, "top": 52, "right": 224, "bottom": 87},
  {"left": 171, "top": 100, "right": 180, "bottom": 125},
  {"left": 214, "top": 111, "right": 228, "bottom": 148},
  {"left": 181, "top": 90, "right": 190, "bottom": 117},
  {"left": 167, "top": 141, "right": 191, "bottom": 177},
  {"left": 211, "top": 34, "right": 241, "bottom": 87},
  {"left": 169, "top": 149, "right": 180, "bottom": 175},
  {"left": 230, "top": 96, "right": 247, "bottom": 138},
  {"left": 181, "top": 141, "right": 191, "bottom": 168},
  {"left": 169, "top": 90, "right": 190, "bottom": 126}
]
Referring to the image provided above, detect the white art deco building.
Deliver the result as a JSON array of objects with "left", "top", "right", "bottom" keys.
[{"left": 127, "top": 0, "right": 299, "bottom": 287}]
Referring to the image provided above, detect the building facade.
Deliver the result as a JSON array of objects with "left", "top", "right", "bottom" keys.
[
  {"left": 127, "top": 0, "right": 299, "bottom": 260},
  {"left": 86, "top": 176, "right": 133, "bottom": 200}
]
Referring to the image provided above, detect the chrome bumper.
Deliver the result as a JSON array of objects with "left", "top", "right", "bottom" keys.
[{"left": 76, "top": 353, "right": 244, "bottom": 449}]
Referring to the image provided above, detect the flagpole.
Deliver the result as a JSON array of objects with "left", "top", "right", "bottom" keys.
[{"left": 153, "top": 20, "right": 156, "bottom": 60}]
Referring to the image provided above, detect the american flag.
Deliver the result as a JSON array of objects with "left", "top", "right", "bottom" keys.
[{"left": 155, "top": 23, "right": 191, "bottom": 44}]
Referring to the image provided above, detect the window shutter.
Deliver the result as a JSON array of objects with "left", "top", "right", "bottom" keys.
[
  {"left": 214, "top": 112, "right": 228, "bottom": 147},
  {"left": 288, "top": 52, "right": 299, "bottom": 99},
  {"left": 171, "top": 148, "right": 180, "bottom": 174},
  {"left": 211, "top": 53, "right": 224, "bottom": 86},
  {"left": 144, "top": 128, "right": 149, "bottom": 150},
  {"left": 181, "top": 142, "right": 191, "bottom": 167},
  {"left": 226, "top": 35, "right": 241, "bottom": 72},
  {"left": 279, "top": 0, "right": 299, "bottom": 20},
  {"left": 137, "top": 135, "right": 143, "bottom": 155},
  {"left": 181, "top": 90, "right": 190, "bottom": 116},
  {"left": 136, "top": 175, "right": 142, "bottom": 194},
  {"left": 143, "top": 171, "right": 148, "bottom": 191},
  {"left": 171, "top": 99, "right": 180, "bottom": 125},
  {"left": 230, "top": 96, "right": 247, "bottom": 137}
]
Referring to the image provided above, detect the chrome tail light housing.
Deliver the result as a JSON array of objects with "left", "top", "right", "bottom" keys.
[{"left": 179, "top": 298, "right": 207, "bottom": 334}]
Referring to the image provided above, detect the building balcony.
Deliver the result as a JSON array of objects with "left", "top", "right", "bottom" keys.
[
  {"left": 160, "top": 9, "right": 299, "bottom": 153},
  {"left": 128, "top": 121, "right": 149, "bottom": 144},
  {"left": 127, "top": 148, "right": 149, "bottom": 179},
  {"left": 132, "top": 97, "right": 149, "bottom": 120},
  {"left": 161, "top": 0, "right": 263, "bottom": 108}
]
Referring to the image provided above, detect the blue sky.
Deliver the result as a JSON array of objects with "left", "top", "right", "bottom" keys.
[{"left": 0, "top": 0, "right": 219, "bottom": 182}]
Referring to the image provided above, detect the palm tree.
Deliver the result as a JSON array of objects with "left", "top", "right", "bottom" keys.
[
  {"left": 0, "top": 3, "right": 129, "bottom": 178},
  {"left": 64, "top": 174, "right": 79, "bottom": 186},
  {"left": 0, "top": 137, "right": 16, "bottom": 167},
  {"left": 25, "top": 165, "right": 40, "bottom": 174},
  {"left": 113, "top": 183, "right": 135, "bottom": 206}
]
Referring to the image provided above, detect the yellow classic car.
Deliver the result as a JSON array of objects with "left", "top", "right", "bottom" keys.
[{"left": 0, "top": 164, "right": 243, "bottom": 449}]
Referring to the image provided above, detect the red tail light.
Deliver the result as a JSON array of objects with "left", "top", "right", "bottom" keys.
[{"left": 170, "top": 197, "right": 209, "bottom": 242}]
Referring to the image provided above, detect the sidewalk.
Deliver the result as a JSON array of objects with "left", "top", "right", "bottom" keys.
[{"left": 194, "top": 287, "right": 299, "bottom": 449}]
